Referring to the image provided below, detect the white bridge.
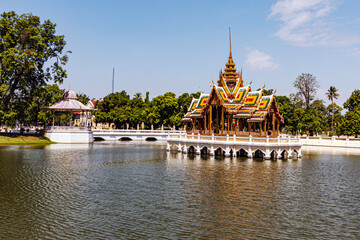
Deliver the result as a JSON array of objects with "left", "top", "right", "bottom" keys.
[{"left": 92, "top": 129, "right": 183, "bottom": 141}]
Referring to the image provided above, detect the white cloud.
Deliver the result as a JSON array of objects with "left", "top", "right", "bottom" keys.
[
  {"left": 245, "top": 49, "right": 279, "bottom": 71},
  {"left": 269, "top": 0, "right": 358, "bottom": 46},
  {"left": 348, "top": 47, "right": 360, "bottom": 57}
]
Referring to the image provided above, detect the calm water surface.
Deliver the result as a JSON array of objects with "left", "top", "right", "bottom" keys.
[{"left": 0, "top": 142, "right": 359, "bottom": 239}]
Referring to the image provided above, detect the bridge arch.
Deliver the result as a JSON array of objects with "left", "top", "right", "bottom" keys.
[
  {"left": 200, "top": 146, "right": 209, "bottom": 155},
  {"left": 238, "top": 148, "right": 248, "bottom": 157},
  {"left": 281, "top": 149, "right": 288, "bottom": 159},
  {"left": 169, "top": 143, "right": 179, "bottom": 151},
  {"left": 270, "top": 150, "right": 278, "bottom": 160},
  {"left": 120, "top": 137, "right": 132, "bottom": 141},
  {"left": 145, "top": 137, "right": 157, "bottom": 141},
  {"left": 292, "top": 149, "right": 299, "bottom": 159},
  {"left": 188, "top": 145, "right": 195, "bottom": 153},
  {"left": 253, "top": 149, "right": 265, "bottom": 158},
  {"left": 214, "top": 147, "right": 225, "bottom": 156},
  {"left": 94, "top": 137, "right": 105, "bottom": 141}
]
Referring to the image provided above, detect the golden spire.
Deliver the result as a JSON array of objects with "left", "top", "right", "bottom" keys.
[
  {"left": 217, "top": 28, "right": 243, "bottom": 89},
  {"left": 229, "top": 26, "right": 232, "bottom": 58},
  {"left": 223, "top": 26, "right": 237, "bottom": 85}
]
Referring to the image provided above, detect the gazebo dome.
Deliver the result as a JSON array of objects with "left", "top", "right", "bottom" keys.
[{"left": 63, "top": 89, "right": 77, "bottom": 100}]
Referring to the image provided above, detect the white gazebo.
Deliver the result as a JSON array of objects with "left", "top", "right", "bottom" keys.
[{"left": 43, "top": 89, "right": 97, "bottom": 143}]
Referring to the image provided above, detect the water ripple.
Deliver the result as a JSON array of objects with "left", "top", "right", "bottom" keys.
[{"left": 0, "top": 143, "right": 359, "bottom": 239}]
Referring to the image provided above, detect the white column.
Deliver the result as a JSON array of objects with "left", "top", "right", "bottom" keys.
[
  {"left": 264, "top": 148, "right": 271, "bottom": 160},
  {"left": 177, "top": 142, "right": 182, "bottom": 152},
  {"left": 196, "top": 144, "right": 201, "bottom": 155},
  {"left": 210, "top": 145, "right": 215, "bottom": 155},
  {"left": 183, "top": 144, "right": 187, "bottom": 153},
  {"left": 232, "top": 149, "right": 237, "bottom": 157},
  {"left": 225, "top": 146, "right": 231, "bottom": 157},
  {"left": 288, "top": 148, "right": 293, "bottom": 159},
  {"left": 248, "top": 147, "right": 253, "bottom": 158}
]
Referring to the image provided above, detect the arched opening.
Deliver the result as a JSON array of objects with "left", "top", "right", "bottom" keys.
[
  {"left": 254, "top": 149, "right": 265, "bottom": 159},
  {"left": 238, "top": 148, "right": 248, "bottom": 158},
  {"left": 188, "top": 145, "right": 195, "bottom": 154},
  {"left": 215, "top": 147, "right": 224, "bottom": 156},
  {"left": 281, "top": 150, "right": 288, "bottom": 159},
  {"left": 292, "top": 150, "right": 299, "bottom": 159},
  {"left": 201, "top": 146, "right": 209, "bottom": 155},
  {"left": 145, "top": 137, "right": 157, "bottom": 141},
  {"left": 120, "top": 137, "right": 132, "bottom": 141},
  {"left": 270, "top": 150, "right": 278, "bottom": 160},
  {"left": 94, "top": 137, "right": 105, "bottom": 141},
  {"left": 170, "top": 144, "right": 179, "bottom": 151}
]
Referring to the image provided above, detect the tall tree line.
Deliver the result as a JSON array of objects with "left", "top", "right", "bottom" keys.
[{"left": 1, "top": 11, "right": 360, "bottom": 135}]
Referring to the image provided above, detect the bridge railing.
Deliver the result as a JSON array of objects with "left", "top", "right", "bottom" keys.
[
  {"left": 168, "top": 133, "right": 301, "bottom": 144},
  {"left": 45, "top": 126, "right": 92, "bottom": 132},
  {"left": 93, "top": 129, "right": 184, "bottom": 134}
]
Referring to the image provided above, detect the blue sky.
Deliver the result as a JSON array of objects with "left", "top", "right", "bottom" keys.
[{"left": 2, "top": 0, "right": 360, "bottom": 106}]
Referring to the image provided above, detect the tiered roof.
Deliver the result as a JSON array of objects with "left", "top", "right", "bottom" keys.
[{"left": 182, "top": 46, "right": 283, "bottom": 123}]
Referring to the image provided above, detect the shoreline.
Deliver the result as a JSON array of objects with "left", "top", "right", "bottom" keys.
[
  {"left": 0, "top": 133, "right": 52, "bottom": 145},
  {"left": 300, "top": 137, "right": 360, "bottom": 149}
]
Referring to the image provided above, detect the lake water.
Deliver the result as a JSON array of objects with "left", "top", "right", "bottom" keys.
[{"left": 0, "top": 142, "right": 359, "bottom": 239}]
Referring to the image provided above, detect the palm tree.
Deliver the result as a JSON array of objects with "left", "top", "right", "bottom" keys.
[
  {"left": 326, "top": 86, "right": 339, "bottom": 133},
  {"left": 134, "top": 92, "right": 142, "bottom": 99}
]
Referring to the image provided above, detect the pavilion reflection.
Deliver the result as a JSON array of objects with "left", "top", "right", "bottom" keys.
[{"left": 165, "top": 151, "right": 302, "bottom": 237}]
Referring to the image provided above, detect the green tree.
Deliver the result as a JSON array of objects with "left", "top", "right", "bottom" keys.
[
  {"left": 150, "top": 92, "right": 179, "bottom": 128},
  {"left": 275, "top": 95, "right": 295, "bottom": 133},
  {"left": 0, "top": 11, "right": 70, "bottom": 125},
  {"left": 326, "top": 103, "right": 343, "bottom": 136},
  {"left": 293, "top": 73, "right": 319, "bottom": 109},
  {"left": 343, "top": 89, "right": 360, "bottom": 112},
  {"left": 325, "top": 86, "right": 339, "bottom": 133},
  {"left": 144, "top": 91, "right": 150, "bottom": 103},
  {"left": 77, "top": 93, "right": 90, "bottom": 105},
  {"left": 341, "top": 109, "right": 360, "bottom": 137},
  {"left": 342, "top": 89, "right": 360, "bottom": 137}
]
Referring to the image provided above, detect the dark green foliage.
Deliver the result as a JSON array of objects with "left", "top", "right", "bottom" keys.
[
  {"left": 341, "top": 90, "right": 360, "bottom": 137},
  {"left": 0, "top": 11, "right": 70, "bottom": 126},
  {"left": 92, "top": 90, "right": 201, "bottom": 129},
  {"left": 343, "top": 89, "right": 360, "bottom": 112}
]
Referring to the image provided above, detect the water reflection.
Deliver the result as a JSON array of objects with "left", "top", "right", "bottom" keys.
[{"left": 0, "top": 142, "right": 359, "bottom": 239}]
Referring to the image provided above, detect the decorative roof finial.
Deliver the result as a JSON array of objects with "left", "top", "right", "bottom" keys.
[{"left": 229, "top": 26, "right": 232, "bottom": 58}]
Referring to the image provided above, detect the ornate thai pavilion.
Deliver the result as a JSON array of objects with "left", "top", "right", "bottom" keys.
[{"left": 182, "top": 47, "right": 283, "bottom": 137}]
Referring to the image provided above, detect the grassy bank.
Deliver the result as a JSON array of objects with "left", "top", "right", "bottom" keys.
[{"left": 0, "top": 133, "right": 52, "bottom": 145}]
